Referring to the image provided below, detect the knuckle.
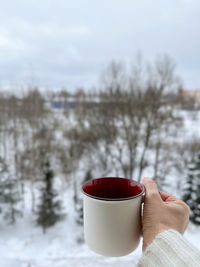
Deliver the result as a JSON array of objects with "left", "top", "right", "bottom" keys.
[
  {"left": 148, "top": 191, "right": 159, "bottom": 199},
  {"left": 184, "top": 203, "right": 190, "bottom": 214},
  {"left": 180, "top": 201, "right": 190, "bottom": 215},
  {"left": 147, "top": 179, "right": 156, "bottom": 186}
]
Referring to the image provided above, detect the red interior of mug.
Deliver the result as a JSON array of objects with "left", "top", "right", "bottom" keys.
[{"left": 82, "top": 177, "right": 144, "bottom": 200}]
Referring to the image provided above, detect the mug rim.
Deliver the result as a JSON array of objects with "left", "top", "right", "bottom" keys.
[{"left": 82, "top": 177, "right": 145, "bottom": 201}]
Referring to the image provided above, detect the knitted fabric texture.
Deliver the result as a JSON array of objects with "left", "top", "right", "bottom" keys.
[{"left": 138, "top": 229, "right": 200, "bottom": 267}]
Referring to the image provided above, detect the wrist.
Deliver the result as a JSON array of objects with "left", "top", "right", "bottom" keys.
[{"left": 143, "top": 225, "right": 172, "bottom": 251}]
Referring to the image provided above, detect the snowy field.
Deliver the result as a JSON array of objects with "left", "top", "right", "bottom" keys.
[
  {"left": 0, "top": 109, "right": 200, "bottom": 267},
  {"left": 0, "top": 181, "right": 200, "bottom": 267},
  {"left": 0, "top": 182, "right": 143, "bottom": 267}
]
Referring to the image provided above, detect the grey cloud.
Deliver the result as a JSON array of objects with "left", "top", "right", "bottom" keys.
[{"left": 0, "top": 0, "right": 200, "bottom": 90}]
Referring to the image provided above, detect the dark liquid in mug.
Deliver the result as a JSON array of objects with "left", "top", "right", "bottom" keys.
[{"left": 82, "top": 177, "right": 143, "bottom": 200}]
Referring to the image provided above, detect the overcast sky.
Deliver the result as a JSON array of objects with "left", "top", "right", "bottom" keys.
[{"left": 0, "top": 0, "right": 199, "bottom": 92}]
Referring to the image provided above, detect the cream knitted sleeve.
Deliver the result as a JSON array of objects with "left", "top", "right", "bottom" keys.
[{"left": 137, "top": 229, "right": 200, "bottom": 267}]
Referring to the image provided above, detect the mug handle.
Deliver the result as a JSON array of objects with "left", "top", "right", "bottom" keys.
[{"left": 141, "top": 190, "right": 145, "bottom": 219}]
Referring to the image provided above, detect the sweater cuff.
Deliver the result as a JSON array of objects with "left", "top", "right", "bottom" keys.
[{"left": 138, "top": 229, "right": 200, "bottom": 267}]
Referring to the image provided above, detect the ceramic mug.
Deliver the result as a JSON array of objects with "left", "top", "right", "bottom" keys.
[{"left": 82, "top": 177, "right": 145, "bottom": 257}]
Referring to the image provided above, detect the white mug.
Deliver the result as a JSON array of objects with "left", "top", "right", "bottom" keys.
[{"left": 82, "top": 177, "right": 145, "bottom": 257}]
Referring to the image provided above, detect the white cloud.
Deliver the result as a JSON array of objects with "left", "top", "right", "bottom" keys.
[
  {"left": 0, "top": 33, "right": 26, "bottom": 51},
  {"left": 0, "top": 0, "right": 199, "bottom": 90},
  {"left": 0, "top": 34, "right": 10, "bottom": 47},
  {"left": 33, "top": 23, "right": 90, "bottom": 38}
]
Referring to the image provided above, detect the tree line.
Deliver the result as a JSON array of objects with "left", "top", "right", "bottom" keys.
[{"left": 0, "top": 55, "right": 199, "bottom": 231}]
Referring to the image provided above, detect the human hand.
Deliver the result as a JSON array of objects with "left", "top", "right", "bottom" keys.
[{"left": 142, "top": 177, "right": 190, "bottom": 251}]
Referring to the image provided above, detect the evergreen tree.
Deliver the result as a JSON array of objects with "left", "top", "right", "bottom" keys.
[
  {"left": 0, "top": 157, "right": 21, "bottom": 224},
  {"left": 37, "top": 160, "right": 64, "bottom": 233},
  {"left": 182, "top": 153, "right": 200, "bottom": 225}
]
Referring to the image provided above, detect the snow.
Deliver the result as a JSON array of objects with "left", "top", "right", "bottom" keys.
[
  {"left": 0, "top": 181, "right": 200, "bottom": 267},
  {"left": 0, "top": 182, "right": 143, "bottom": 267},
  {"left": 0, "top": 109, "right": 200, "bottom": 266}
]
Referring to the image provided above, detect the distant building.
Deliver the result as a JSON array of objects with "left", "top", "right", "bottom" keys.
[
  {"left": 179, "top": 89, "right": 200, "bottom": 109},
  {"left": 52, "top": 100, "right": 76, "bottom": 109},
  {"left": 179, "top": 89, "right": 200, "bottom": 103},
  {"left": 50, "top": 95, "right": 100, "bottom": 110}
]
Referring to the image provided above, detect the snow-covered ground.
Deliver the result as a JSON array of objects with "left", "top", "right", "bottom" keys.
[
  {"left": 0, "top": 109, "right": 200, "bottom": 267},
  {"left": 0, "top": 182, "right": 142, "bottom": 267},
  {"left": 0, "top": 181, "right": 200, "bottom": 267}
]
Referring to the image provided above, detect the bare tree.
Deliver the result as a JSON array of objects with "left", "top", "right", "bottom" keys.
[
  {"left": 18, "top": 88, "right": 47, "bottom": 212},
  {"left": 77, "top": 55, "right": 183, "bottom": 183}
]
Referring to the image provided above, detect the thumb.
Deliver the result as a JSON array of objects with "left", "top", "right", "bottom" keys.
[{"left": 142, "top": 177, "right": 162, "bottom": 201}]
